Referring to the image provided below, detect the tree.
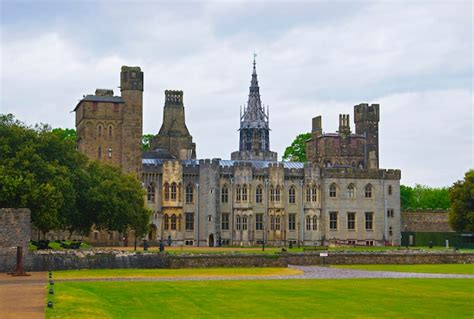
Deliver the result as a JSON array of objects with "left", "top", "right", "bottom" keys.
[
  {"left": 0, "top": 114, "right": 151, "bottom": 238},
  {"left": 283, "top": 132, "right": 311, "bottom": 162},
  {"left": 448, "top": 170, "right": 474, "bottom": 232},
  {"left": 400, "top": 184, "right": 450, "bottom": 211},
  {"left": 142, "top": 134, "right": 154, "bottom": 151}
]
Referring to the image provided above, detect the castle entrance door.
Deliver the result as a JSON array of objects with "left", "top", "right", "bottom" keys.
[{"left": 208, "top": 234, "right": 214, "bottom": 247}]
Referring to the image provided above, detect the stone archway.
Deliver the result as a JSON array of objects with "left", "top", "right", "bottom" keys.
[
  {"left": 208, "top": 234, "right": 214, "bottom": 247},
  {"left": 148, "top": 224, "right": 157, "bottom": 241}
]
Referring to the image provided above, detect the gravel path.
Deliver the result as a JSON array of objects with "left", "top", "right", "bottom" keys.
[{"left": 54, "top": 266, "right": 474, "bottom": 282}]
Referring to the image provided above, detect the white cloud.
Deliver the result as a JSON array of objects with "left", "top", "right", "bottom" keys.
[{"left": 1, "top": 1, "right": 472, "bottom": 187}]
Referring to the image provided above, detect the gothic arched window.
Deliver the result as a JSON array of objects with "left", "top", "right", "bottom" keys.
[
  {"left": 365, "top": 184, "right": 373, "bottom": 198},
  {"left": 329, "top": 183, "right": 338, "bottom": 198},
  {"left": 147, "top": 184, "right": 155, "bottom": 202},
  {"left": 256, "top": 185, "right": 263, "bottom": 203},
  {"left": 347, "top": 184, "right": 355, "bottom": 199},
  {"left": 164, "top": 182, "right": 170, "bottom": 201},
  {"left": 288, "top": 186, "right": 296, "bottom": 204}
]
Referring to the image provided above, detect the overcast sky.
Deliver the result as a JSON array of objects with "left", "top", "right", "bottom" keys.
[{"left": 1, "top": 0, "right": 472, "bottom": 187}]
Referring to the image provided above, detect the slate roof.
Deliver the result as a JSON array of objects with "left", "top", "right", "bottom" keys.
[
  {"left": 73, "top": 95, "right": 125, "bottom": 111},
  {"left": 142, "top": 158, "right": 304, "bottom": 169}
]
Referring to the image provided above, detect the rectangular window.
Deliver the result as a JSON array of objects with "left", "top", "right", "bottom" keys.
[
  {"left": 221, "top": 187, "right": 228, "bottom": 203},
  {"left": 236, "top": 187, "right": 242, "bottom": 202},
  {"left": 365, "top": 212, "right": 374, "bottom": 230},
  {"left": 185, "top": 186, "right": 193, "bottom": 204},
  {"left": 242, "top": 186, "right": 248, "bottom": 202},
  {"left": 242, "top": 215, "right": 248, "bottom": 230},
  {"left": 347, "top": 212, "right": 356, "bottom": 230},
  {"left": 185, "top": 213, "right": 194, "bottom": 231},
  {"left": 329, "top": 212, "right": 338, "bottom": 231},
  {"left": 222, "top": 213, "right": 229, "bottom": 230},
  {"left": 387, "top": 208, "right": 394, "bottom": 218},
  {"left": 289, "top": 214, "right": 296, "bottom": 230},
  {"left": 305, "top": 215, "right": 311, "bottom": 231},
  {"left": 275, "top": 216, "right": 281, "bottom": 230},
  {"left": 275, "top": 188, "right": 281, "bottom": 202},
  {"left": 289, "top": 188, "right": 296, "bottom": 204},
  {"left": 256, "top": 187, "right": 263, "bottom": 203},
  {"left": 256, "top": 213, "right": 263, "bottom": 230},
  {"left": 236, "top": 216, "right": 241, "bottom": 230}
]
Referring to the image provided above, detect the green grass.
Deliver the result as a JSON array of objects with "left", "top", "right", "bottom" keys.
[
  {"left": 334, "top": 264, "right": 474, "bottom": 274},
  {"left": 54, "top": 267, "right": 302, "bottom": 279},
  {"left": 46, "top": 278, "right": 474, "bottom": 318},
  {"left": 29, "top": 241, "right": 92, "bottom": 251}
]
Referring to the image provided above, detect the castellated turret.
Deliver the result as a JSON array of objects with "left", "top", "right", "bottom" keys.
[{"left": 354, "top": 103, "right": 380, "bottom": 169}]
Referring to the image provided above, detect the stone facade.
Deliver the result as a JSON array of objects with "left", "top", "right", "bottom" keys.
[
  {"left": 0, "top": 208, "right": 31, "bottom": 272},
  {"left": 74, "top": 60, "right": 402, "bottom": 247},
  {"left": 401, "top": 211, "right": 454, "bottom": 232},
  {"left": 0, "top": 208, "right": 31, "bottom": 249},
  {"left": 74, "top": 66, "right": 143, "bottom": 175}
]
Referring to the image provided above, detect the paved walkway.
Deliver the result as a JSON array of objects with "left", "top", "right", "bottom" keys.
[
  {"left": 54, "top": 266, "right": 474, "bottom": 282},
  {"left": 0, "top": 272, "right": 47, "bottom": 319}
]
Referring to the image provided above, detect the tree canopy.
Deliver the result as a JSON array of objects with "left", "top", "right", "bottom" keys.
[
  {"left": 400, "top": 184, "right": 450, "bottom": 211},
  {"left": 282, "top": 132, "right": 311, "bottom": 162},
  {"left": 0, "top": 114, "right": 150, "bottom": 237},
  {"left": 448, "top": 170, "right": 474, "bottom": 232}
]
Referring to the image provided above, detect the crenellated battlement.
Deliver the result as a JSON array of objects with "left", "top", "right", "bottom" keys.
[{"left": 164, "top": 90, "right": 184, "bottom": 106}]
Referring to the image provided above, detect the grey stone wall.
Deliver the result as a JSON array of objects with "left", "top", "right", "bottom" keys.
[
  {"left": 0, "top": 208, "right": 31, "bottom": 272},
  {"left": 5, "top": 250, "right": 471, "bottom": 272},
  {"left": 401, "top": 211, "right": 454, "bottom": 232}
]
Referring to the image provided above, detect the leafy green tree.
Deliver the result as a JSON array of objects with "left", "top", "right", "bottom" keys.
[
  {"left": 283, "top": 132, "right": 311, "bottom": 162},
  {"left": 142, "top": 134, "right": 154, "bottom": 151},
  {"left": 400, "top": 184, "right": 450, "bottom": 211},
  {"left": 52, "top": 128, "right": 76, "bottom": 143},
  {"left": 0, "top": 114, "right": 150, "bottom": 238},
  {"left": 449, "top": 170, "right": 474, "bottom": 232}
]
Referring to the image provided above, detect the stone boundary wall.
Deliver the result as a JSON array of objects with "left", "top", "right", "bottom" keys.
[
  {"left": 7, "top": 251, "right": 472, "bottom": 272},
  {"left": 401, "top": 211, "right": 453, "bottom": 232},
  {"left": 0, "top": 208, "right": 31, "bottom": 273}
]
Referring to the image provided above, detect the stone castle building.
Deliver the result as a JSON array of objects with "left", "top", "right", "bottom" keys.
[{"left": 75, "top": 59, "right": 401, "bottom": 247}]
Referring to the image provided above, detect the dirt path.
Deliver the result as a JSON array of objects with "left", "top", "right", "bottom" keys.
[
  {"left": 0, "top": 272, "right": 47, "bottom": 319},
  {"left": 53, "top": 266, "right": 474, "bottom": 282}
]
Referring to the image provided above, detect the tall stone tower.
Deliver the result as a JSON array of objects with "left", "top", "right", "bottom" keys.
[
  {"left": 120, "top": 66, "right": 144, "bottom": 174},
  {"left": 74, "top": 66, "right": 143, "bottom": 175},
  {"left": 231, "top": 56, "right": 277, "bottom": 161},
  {"left": 150, "top": 90, "right": 196, "bottom": 160},
  {"left": 354, "top": 103, "right": 380, "bottom": 169}
]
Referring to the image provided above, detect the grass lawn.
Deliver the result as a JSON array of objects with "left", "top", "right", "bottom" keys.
[
  {"left": 46, "top": 278, "right": 474, "bottom": 319},
  {"left": 334, "top": 264, "right": 474, "bottom": 274},
  {"left": 54, "top": 267, "right": 302, "bottom": 280}
]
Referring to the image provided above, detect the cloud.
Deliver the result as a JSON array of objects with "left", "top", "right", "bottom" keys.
[{"left": 1, "top": 1, "right": 471, "bottom": 187}]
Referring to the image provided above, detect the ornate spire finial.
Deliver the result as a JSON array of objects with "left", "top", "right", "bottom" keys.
[{"left": 253, "top": 51, "right": 257, "bottom": 69}]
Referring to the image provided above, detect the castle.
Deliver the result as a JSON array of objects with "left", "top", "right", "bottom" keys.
[{"left": 74, "top": 59, "right": 401, "bottom": 247}]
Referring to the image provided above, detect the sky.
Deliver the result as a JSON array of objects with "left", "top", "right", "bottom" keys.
[{"left": 1, "top": 0, "right": 472, "bottom": 187}]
